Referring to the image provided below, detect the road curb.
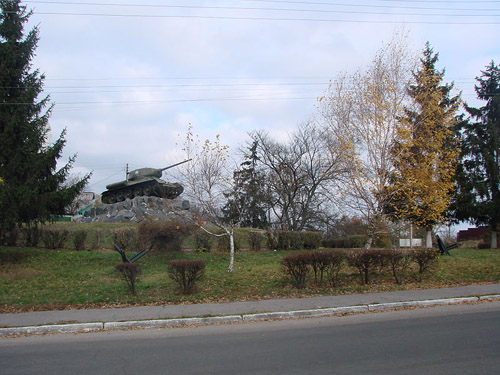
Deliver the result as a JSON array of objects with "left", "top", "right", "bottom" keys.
[{"left": 2, "top": 295, "right": 499, "bottom": 337}]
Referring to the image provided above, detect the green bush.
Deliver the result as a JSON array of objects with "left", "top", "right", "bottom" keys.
[
  {"left": 194, "top": 230, "right": 213, "bottom": 252},
  {"left": 303, "top": 231, "right": 323, "bottom": 250},
  {"left": 248, "top": 231, "right": 264, "bottom": 251},
  {"left": 269, "top": 231, "right": 322, "bottom": 250},
  {"left": 138, "top": 218, "right": 194, "bottom": 253},
  {"left": 167, "top": 259, "right": 206, "bottom": 294},
  {"left": 40, "top": 228, "right": 68, "bottom": 249},
  {"left": 72, "top": 230, "right": 87, "bottom": 251}
]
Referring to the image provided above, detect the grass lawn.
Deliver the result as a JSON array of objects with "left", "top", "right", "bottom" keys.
[{"left": 1, "top": 245, "right": 499, "bottom": 313}]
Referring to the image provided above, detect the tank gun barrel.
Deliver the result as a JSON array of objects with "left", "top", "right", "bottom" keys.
[{"left": 160, "top": 158, "right": 192, "bottom": 172}]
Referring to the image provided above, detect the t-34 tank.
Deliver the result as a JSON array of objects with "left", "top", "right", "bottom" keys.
[{"left": 100, "top": 159, "right": 191, "bottom": 204}]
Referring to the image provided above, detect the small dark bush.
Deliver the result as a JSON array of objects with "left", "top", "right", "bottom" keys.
[
  {"left": 167, "top": 259, "right": 206, "bottom": 294},
  {"left": 1, "top": 227, "right": 19, "bottom": 246},
  {"left": 410, "top": 247, "right": 439, "bottom": 281},
  {"left": 281, "top": 251, "right": 312, "bottom": 289},
  {"left": 115, "top": 263, "right": 142, "bottom": 295},
  {"left": 194, "top": 230, "right": 213, "bottom": 252},
  {"left": 248, "top": 231, "right": 264, "bottom": 251},
  {"left": 41, "top": 229, "right": 68, "bottom": 249},
  {"left": 346, "top": 249, "right": 381, "bottom": 285},
  {"left": 379, "top": 249, "right": 411, "bottom": 284},
  {"left": 139, "top": 218, "right": 194, "bottom": 253},
  {"left": 72, "top": 230, "right": 87, "bottom": 251},
  {"left": 23, "top": 226, "right": 41, "bottom": 247},
  {"left": 112, "top": 227, "right": 138, "bottom": 251},
  {"left": 322, "top": 250, "right": 346, "bottom": 287}
]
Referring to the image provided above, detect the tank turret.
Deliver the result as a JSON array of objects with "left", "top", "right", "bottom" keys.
[{"left": 100, "top": 159, "right": 191, "bottom": 204}]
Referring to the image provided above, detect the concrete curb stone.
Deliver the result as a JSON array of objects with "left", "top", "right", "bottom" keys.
[{"left": 2, "top": 294, "right": 499, "bottom": 337}]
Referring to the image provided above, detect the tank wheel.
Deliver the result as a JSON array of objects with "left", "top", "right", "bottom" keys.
[
  {"left": 116, "top": 192, "right": 125, "bottom": 202},
  {"left": 143, "top": 185, "right": 152, "bottom": 196},
  {"left": 133, "top": 187, "right": 143, "bottom": 197},
  {"left": 101, "top": 195, "right": 109, "bottom": 204},
  {"left": 125, "top": 190, "right": 133, "bottom": 200},
  {"left": 108, "top": 194, "right": 116, "bottom": 204}
]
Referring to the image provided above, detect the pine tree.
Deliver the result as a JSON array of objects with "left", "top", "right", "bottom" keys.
[
  {"left": 0, "top": 0, "right": 90, "bottom": 244},
  {"left": 222, "top": 141, "right": 269, "bottom": 229},
  {"left": 388, "top": 43, "right": 460, "bottom": 247},
  {"left": 452, "top": 61, "right": 500, "bottom": 248}
]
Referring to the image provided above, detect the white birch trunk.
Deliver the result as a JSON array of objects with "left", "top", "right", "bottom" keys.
[{"left": 227, "top": 230, "right": 235, "bottom": 272}]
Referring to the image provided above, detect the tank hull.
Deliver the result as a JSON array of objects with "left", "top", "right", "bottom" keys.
[{"left": 101, "top": 178, "right": 184, "bottom": 204}]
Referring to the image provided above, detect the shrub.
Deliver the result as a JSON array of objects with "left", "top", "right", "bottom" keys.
[
  {"left": 167, "top": 259, "right": 206, "bottom": 294},
  {"left": 112, "top": 227, "right": 139, "bottom": 251},
  {"left": 89, "top": 228, "right": 103, "bottom": 250},
  {"left": 478, "top": 241, "right": 491, "bottom": 249},
  {"left": 281, "top": 251, "right": 312, "bottom": 289},
  {"left": 346, "top": 249, "right": 381, "bottom": 285},
  {"left": 115, "top": 263, "right": 141, "bottom": 295},
  {"left": 410, "top": 247, "right": 440, "bottom": 281},
  {"left": 72, "top": 230, "right": 87, "bottom": 251},
  {"left": 138, "top": 218, "right": 194, "bottom": 253},
  {"left": 40, "top": 229, "right": 68, "bottom": 249},
  {"left": 194, "top": 230, "right": 213, "bottom": 252},
  {"left": 303, "top": 231, "right": 323, "bottom": 250},
  {"left": 23, "top": 226, "right": 41, "bottom": 247},
  {"left": 379, "top": 249, "right": 411, "bottom": 284},
  {"left": 323, "top": 250, "right": 346, "bottom": 287},
  {"left": 266, "top": 231, "right": 279, "bottom": 250},
  {"left": 248, "top": 231, "right": 264, "bottom": 251}
]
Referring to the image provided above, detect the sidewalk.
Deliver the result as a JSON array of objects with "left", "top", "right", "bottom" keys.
[{"left": 2, "top": 283, "right": 500, "bottom": 336}]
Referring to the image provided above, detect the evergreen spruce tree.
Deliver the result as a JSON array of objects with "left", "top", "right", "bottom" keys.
[
  {"left": 0, "top": 0, "right": 90, "bottom": 244},
  {"left": 388, "top": 43, "right": 460, "bottom": 247},
  {"left": 452, "top": 61, "right": 500, "bottom": 248},
  {"left": 222, "top": 141, "right": 269, "bottom": 229}
]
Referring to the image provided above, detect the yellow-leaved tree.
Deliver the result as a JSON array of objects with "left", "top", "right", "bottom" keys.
[{"left": 388, "top": 43, "right": 460, "bottom": 247}]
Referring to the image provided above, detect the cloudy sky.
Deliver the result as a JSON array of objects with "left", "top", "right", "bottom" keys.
[{"left": 22, "top": 0, "right": 500, "bottom": 194}]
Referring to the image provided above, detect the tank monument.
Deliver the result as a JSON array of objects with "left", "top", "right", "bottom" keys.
[{"left": 79, "top": 160, "right": 191, "bottom": 223}]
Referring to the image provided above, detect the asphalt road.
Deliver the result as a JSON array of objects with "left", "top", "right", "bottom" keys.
[{"left": 2, "top": 302, "right": 499, "bottom": 375}]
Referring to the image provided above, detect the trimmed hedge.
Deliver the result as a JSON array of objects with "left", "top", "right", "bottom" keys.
[
  {"left": 281, "top": 248, "right": 440, "bottom": 289},
  {"left": 267, "top": 231, "right": 323, "bottom": 250}
]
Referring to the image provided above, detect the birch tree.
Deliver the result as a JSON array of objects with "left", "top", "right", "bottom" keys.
[
  {"left": 179, "top": 126, "right": 237, "bottom": 272},
  {"left": 319, "top": 33, "right": 416, "bottom": 248}
]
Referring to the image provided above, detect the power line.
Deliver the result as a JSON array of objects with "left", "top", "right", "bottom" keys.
[
  {"left": 24, "top": 0, "right": 500, "bottom": 12},
  {"left": 30, "top": 11, "right": 500, "bottom": 24}
]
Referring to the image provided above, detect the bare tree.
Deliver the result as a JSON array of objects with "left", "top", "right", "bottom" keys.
[
  {"left": 319, "top": 32, "right": 416, "bottom": 248},
  {"left": 250, "top": 120, "right": 344, "bottom": 231},
  {"left": 179, "top": 126, "right": 239, "bottom": 272}
]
